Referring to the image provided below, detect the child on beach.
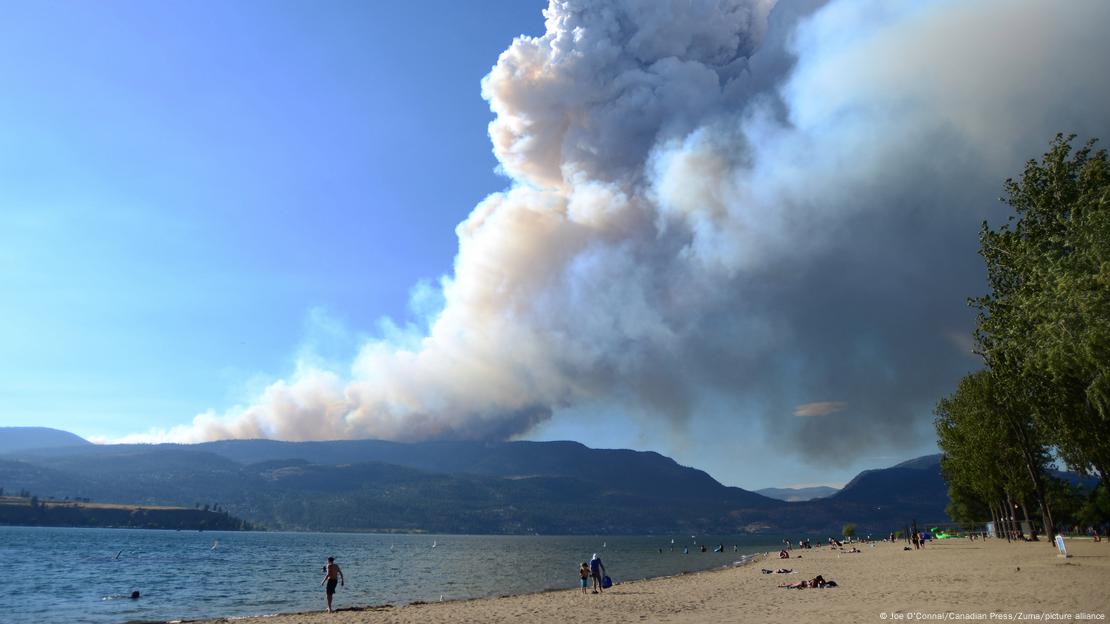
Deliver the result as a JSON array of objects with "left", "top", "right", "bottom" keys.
[{"left": 580, "top": 562, "right": 590, "bottom": 594}]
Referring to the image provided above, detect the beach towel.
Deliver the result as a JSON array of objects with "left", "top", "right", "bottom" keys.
[{"left": 601, "top": 575, "right": 612, "bottom": 589}]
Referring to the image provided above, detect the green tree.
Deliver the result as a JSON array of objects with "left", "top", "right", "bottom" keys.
[
  {"left": 1043, "top": 478, "right": 1086, "bottom": 529},
  {"left": 1076, "top": 485, "right": 1110, "bottom": 529},
  {"left": 936, "top": 371, "right": 1054, "bottom": 537},
  {"left": 842, "top": 523, "right": 857, "bottom": 539},
  {"left": 975, "top": 134, "right": 1110, "bottom": 484}
]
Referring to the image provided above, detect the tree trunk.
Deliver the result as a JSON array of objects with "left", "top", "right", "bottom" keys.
[
  {"left": 995, "top": 499, "right": 1011, "bottom": 542},
  {"left": 1023, "top": 456, "right": 1056, "bottom": 540},
  {"left": 990, "top": 497, "right": 999, "bottom": 537},
  {"left": 1005, "top": 492, "right": 1020, "bottom": 539},
  {"left": 1004, "top": 410, "right": 1057, "bottom": 540},
  {"left": 1020, "top": 499, "right": 1035, "bottom": 538}
]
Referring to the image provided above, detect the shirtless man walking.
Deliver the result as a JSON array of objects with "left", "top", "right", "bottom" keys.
[{"left": 320, "top": 556, "right": 344, "bottom": 612}]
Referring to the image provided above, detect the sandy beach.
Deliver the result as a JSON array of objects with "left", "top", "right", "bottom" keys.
[{"left": 187, "top": 538, "right": 1110, "bottom": 624}]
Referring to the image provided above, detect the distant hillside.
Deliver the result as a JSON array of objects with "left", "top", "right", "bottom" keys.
[
  {"left": 832, "top": 453, "right": 947, "bottom": 505},
  {"left": 0, "top": 427, "right": 90, "bottom": 454},
  {"left": 0, "top": 439, "right": 784, "bottom": 534},
  {"left": 11, "top": 433, "right": 1090, "bottom": 534},
  {"left": 756, "top": 486, "right": 839, "bottom": 502},
  {"left": 1049, "top": 467, "right": 1099, "bottom": 491},
  {"left": 12, "top": 439, "right": 775, "bottom": 506},
  {"left": 892, "top": 454, "right": 942, "bottom": 470},
  {"left": 0, "top": 434, "right": 962, "bottom": 533},
  {"left": 702, "top": 454, "right": 950, "bottom": 534},
  {"left": 0, "top": 495, "right": 256, "bottom": 531},
  {"left": 193, "top": 439, "right": 772, "bottom": 506}
]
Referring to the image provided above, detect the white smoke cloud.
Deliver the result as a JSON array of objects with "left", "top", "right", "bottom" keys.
[{"left": 125, "top": 0, "right": 1110, "bottom": 464}]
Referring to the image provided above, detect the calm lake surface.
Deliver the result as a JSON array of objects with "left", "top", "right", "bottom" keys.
[{"left": 0, "top": 526, "right": 784, "bottom": 623}]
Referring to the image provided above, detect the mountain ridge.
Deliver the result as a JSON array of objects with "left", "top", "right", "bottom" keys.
[
  {"left": 755, "top": 486, "right": 839, "bottom": 502},
  {"left": 0, "top": 427, "right": 91, "bottom": 454},
  {"left": 0, "top": 427, "right": 958, "bottom": 533}
]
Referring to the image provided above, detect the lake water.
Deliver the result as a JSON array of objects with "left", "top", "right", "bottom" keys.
[{"left": 0, "top": 526, "right": 783, "bottom": 623}]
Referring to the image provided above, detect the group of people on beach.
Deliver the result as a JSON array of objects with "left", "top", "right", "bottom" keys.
[
  {"left": 657, "top": 543, "right": 740, "bottom": 554},
  {"left": 772, "top": 539, "right": 851, "bottom": 590},
  {"left": 911, "top": 531, "right": 928, "bottom": 549},
  {"left": 317, "top": 538, "right": 860, "bottom": 612}
]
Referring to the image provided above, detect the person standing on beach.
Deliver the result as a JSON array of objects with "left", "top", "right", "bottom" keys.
[
  {"left": 320, "top": 556, "right": 344, "bottom": 612},
  {"left": 579, "top": 562, "right": 590, "bottom": 594},
  {"left": 589, "top": 553, "right": 607, "bottom": 593}
]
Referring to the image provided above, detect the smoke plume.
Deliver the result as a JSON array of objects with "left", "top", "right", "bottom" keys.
[{"left": 129, "top": 0, "right": 1110, "bottom": 466}]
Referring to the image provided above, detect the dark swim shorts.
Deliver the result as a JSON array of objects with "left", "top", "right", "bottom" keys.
[{"left": 326, "top": 579, "right": 338, "bottom": 595}]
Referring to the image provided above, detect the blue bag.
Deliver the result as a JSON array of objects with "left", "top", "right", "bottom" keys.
[{"left": 601, "top": 575, "right": 613, "bottom": 589}]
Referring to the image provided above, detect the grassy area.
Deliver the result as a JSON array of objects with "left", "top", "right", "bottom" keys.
[
  {"left": 0, "top": 496, "right": 185, "bottom": 510},
  {"left": 0, "top": 495, "right": 260, "bottom": 530}
]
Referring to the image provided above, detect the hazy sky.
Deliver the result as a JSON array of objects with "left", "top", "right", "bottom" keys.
[
  {"left": 3, "top": 0, "right": 1108, "bottom": 491},
  {"left": 1, "top": 2, "right": 543, "bottom": 441}
]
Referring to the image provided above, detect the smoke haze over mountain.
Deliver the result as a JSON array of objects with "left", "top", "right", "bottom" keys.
[{"left": 123, "top": 0, "right": 1110, "bottom": 469}]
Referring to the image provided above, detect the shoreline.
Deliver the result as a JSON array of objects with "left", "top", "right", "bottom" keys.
[
  {"left": 168, "top": 549, "right": 770, "bottom": 623},
  {"left": 180, "top": 539, "right": 1110, "bottom": 624}
]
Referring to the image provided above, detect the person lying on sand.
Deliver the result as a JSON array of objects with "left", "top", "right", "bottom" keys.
[
  {"left": 779, "top": 575, "right": 838, "bottom": 589},
  {"left": 761, "top": 568, "right": 794, "bottom": 574}
]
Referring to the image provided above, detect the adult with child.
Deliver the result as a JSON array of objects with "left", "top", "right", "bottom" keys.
[{"left": 589, "top": 553, "right": 607, "bottom": 594}]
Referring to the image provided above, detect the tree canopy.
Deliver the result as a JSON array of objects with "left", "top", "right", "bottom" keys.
[{"left": 937, "top": 134, "right": 1110, "bottom": 535}]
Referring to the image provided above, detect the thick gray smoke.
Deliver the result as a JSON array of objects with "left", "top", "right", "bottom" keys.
[{"left": 129, "top": 0, "right": 1110, "bottom": 466}]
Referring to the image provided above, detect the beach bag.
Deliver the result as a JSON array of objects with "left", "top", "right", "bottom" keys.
[{"left": 601, "top": 575, "right": 613, "bottom": 589}]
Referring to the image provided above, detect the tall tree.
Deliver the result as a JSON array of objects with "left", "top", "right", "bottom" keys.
[
  {"left": 936, "top": 371, "right": 1053, "bottom": 536},
  {"left": 975, "top": 134, "right": 1110, "bottom": 485}
]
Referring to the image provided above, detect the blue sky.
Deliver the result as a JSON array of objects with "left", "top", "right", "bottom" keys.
[
  {"left": 7, "top": 0, "right": 1096, "bottom": 492},
  {"left": 0, "top": 1, "right": 543, "bottom": 438}
]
